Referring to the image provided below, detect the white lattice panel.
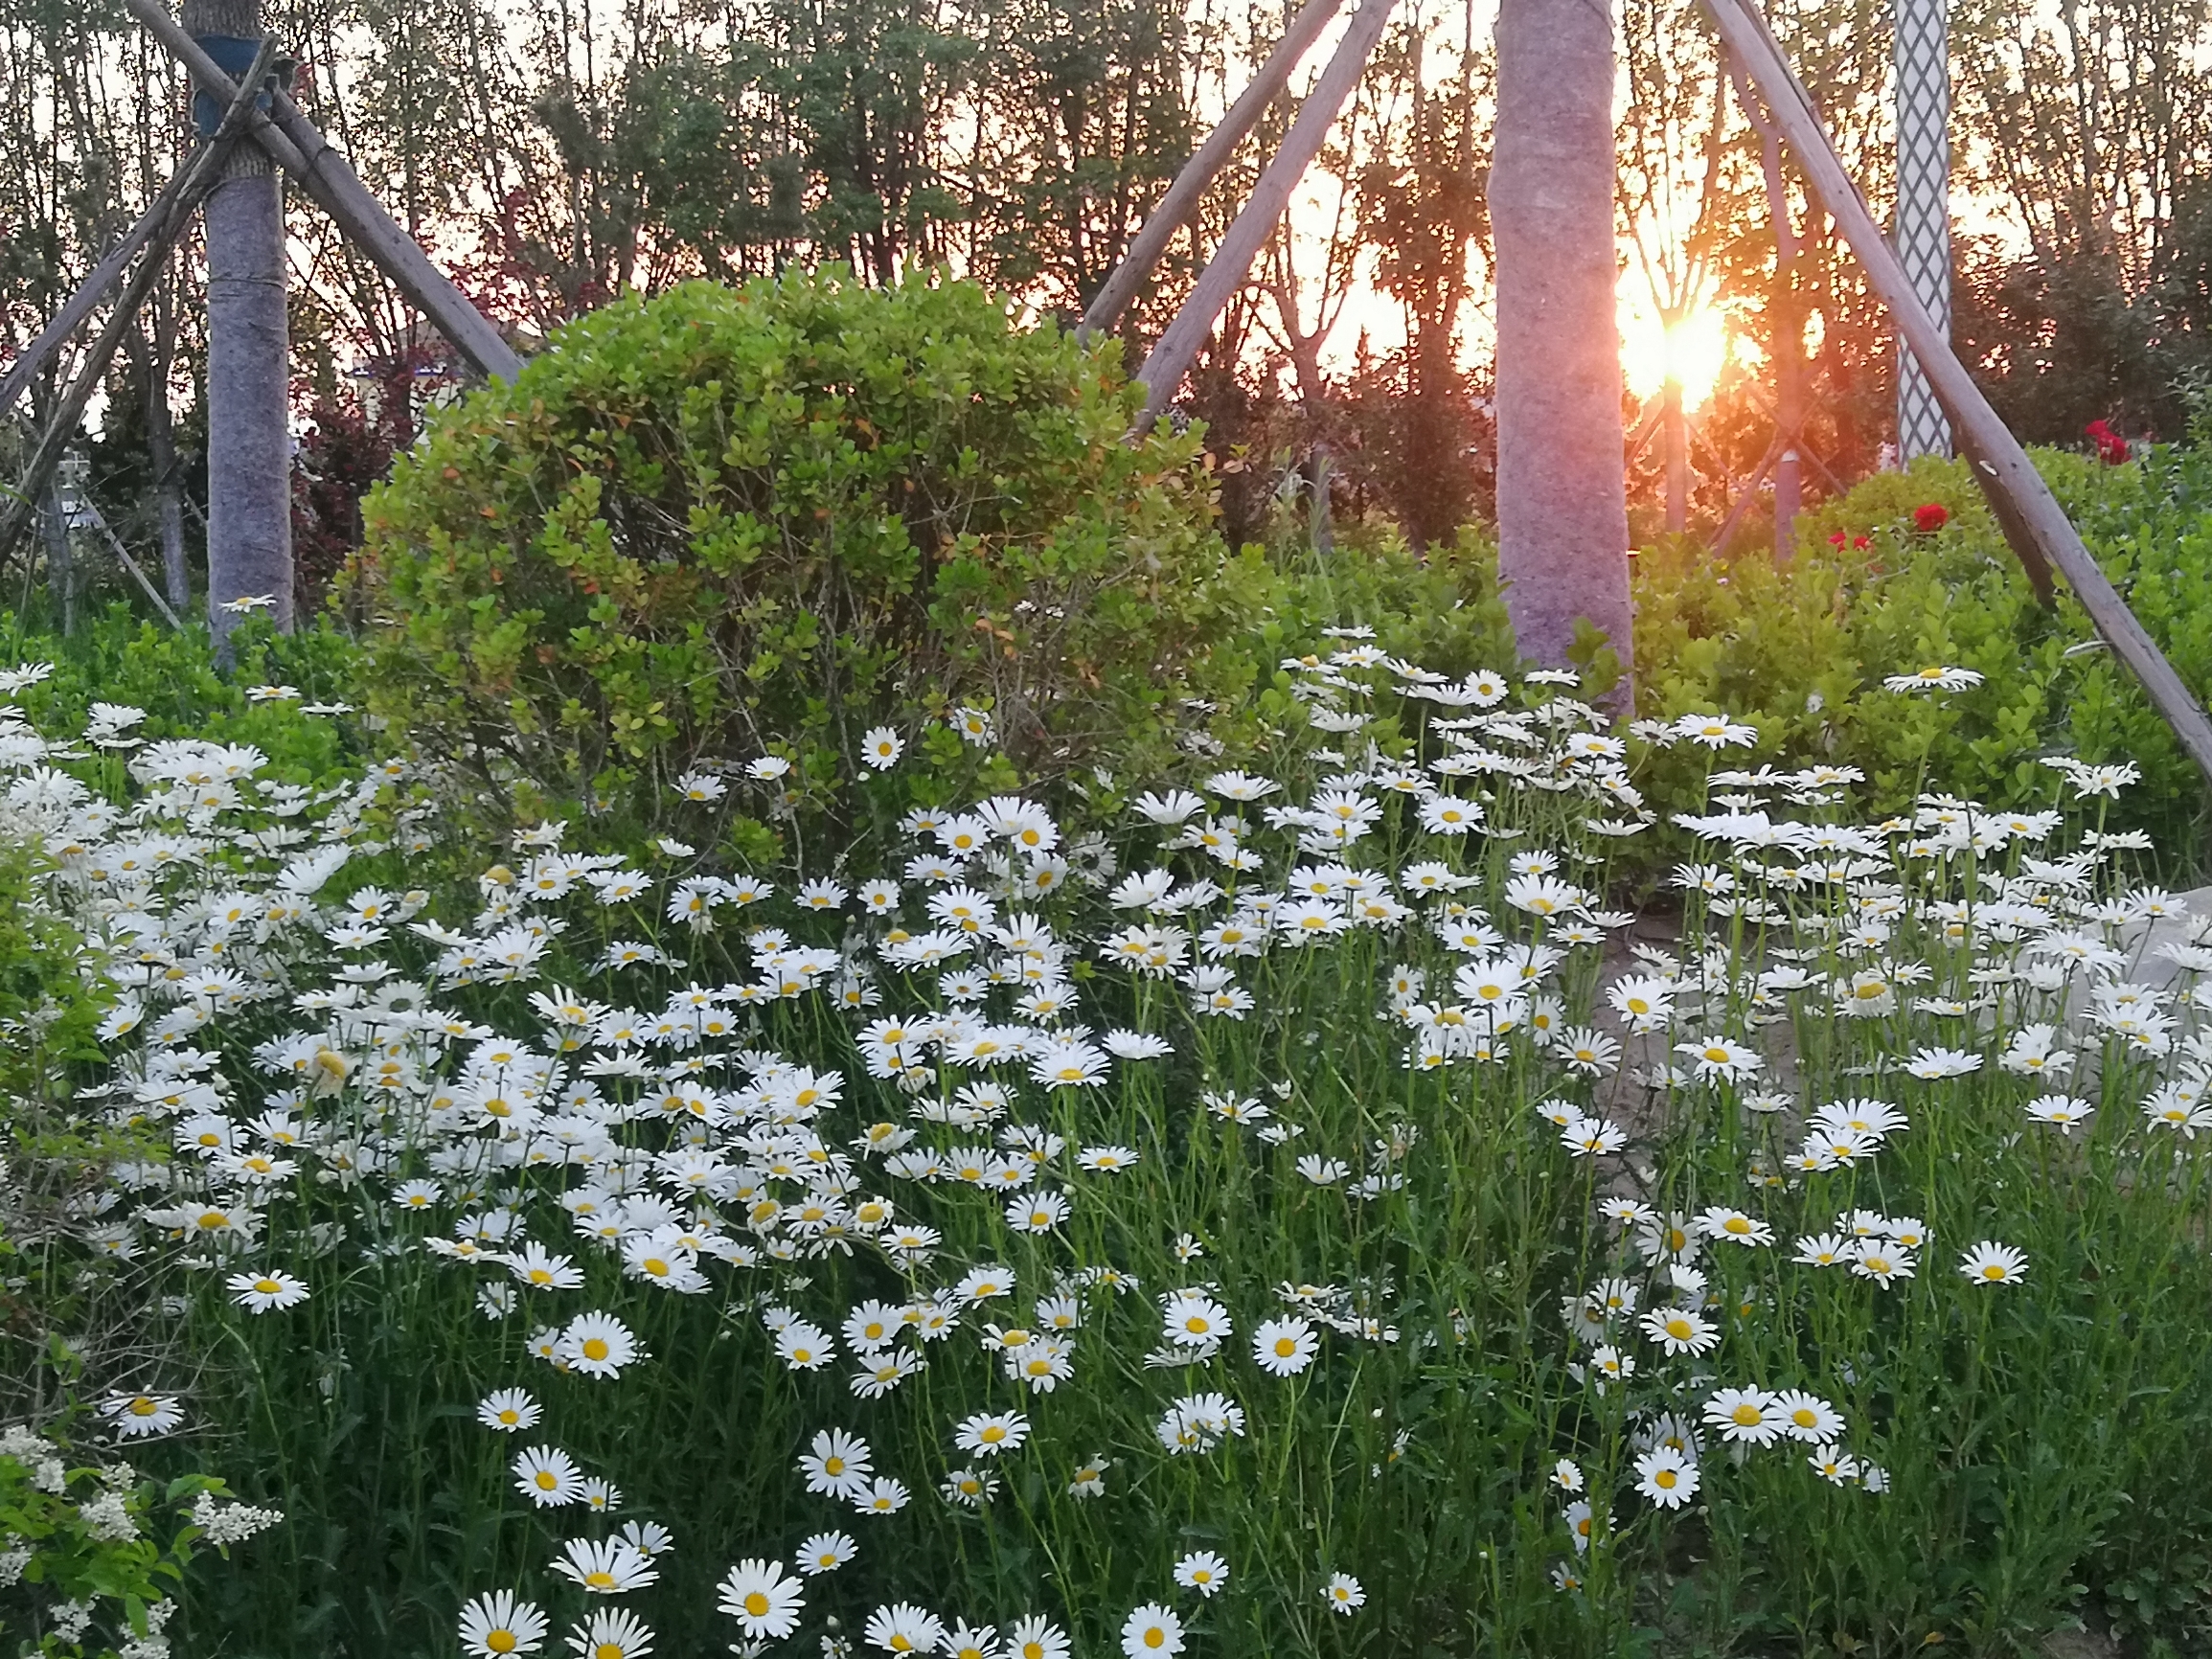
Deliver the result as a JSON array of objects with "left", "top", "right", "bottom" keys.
[{"left": 1893, "top": 0, "right": 1951, "bottom": 458}]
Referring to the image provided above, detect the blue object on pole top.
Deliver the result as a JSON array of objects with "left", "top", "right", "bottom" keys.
[{"left": 191, "top": 34, "right": 286, "bottom": 137}]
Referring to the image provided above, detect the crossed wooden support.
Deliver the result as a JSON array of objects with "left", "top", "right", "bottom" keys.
[
  {"left": 0, "top": 2, "right": 520, "bottom": 574},
  {"left": 1101, "top": 0, "right": 2212, "bottom": 782}
]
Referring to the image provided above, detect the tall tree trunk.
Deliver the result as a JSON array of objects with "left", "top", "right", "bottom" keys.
[
  {"left": 145, "top": 305, "right": 190, "bottom": 610},
  {"left": 1773, "top": 287, "right": 1803, "bottom": 559},
  {"left": 1491, "top": 0, "right": 1633, "bottom": 698},
  {"left": 126, "top": 296, "right": 193, "bottom": 612},
  {"left": 38, "top": 489, "right": 74, "bottom": 636},
  {"left": 1308, "top": 442, "right": 1336, "bottom": 558},
  {"left": 187, "top": 0, "right": 293, "bottom": 645},
  {"left": 1662, "top": 374, "right": 1687, "bottom": 534},
  {"left": 1756, "top": 111, "right": 1803, "bottom": 560}
]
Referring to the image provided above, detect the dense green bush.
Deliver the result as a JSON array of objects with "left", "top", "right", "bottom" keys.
[
  {"left": 347, "top": 271, "right": 1272, "bottom": 836},
  {"left": 1627, "top": 444, "right": 2212, "bottom": 872},
  {"left": 0, "top": 607, "right": 361, "bottom": 789}
]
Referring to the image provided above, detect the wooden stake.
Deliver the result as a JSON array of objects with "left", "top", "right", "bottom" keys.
[
  {"left": 122, "top": 0, "right": 522, "bottom": 383},
  {"left": 1080, "top": 0, "right": 1346, "bottom": 341},
  {"left": 1134, "top": 0, "right": 1398, "bottom": 425},
  {"left": 1708, "top": 430, "right": 1783, "bottom": 554},
  {"left": 1701, "top": 0, "right": 2212, "bottom": 780}
]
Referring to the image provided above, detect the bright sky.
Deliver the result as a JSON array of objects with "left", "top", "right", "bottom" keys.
[
  {"left": 1262, "top": 0, "right": 1754, "bottom": 410},
  {"left": 1265, "top": 0, "right": 1999, "bottom": 413}
]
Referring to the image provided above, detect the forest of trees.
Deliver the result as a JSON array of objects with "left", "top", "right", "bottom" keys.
[{"left": 6, "top": 0, "right": 2212, "bottom": 590}]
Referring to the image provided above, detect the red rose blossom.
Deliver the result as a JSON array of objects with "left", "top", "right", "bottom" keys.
[
  {"left": 2086, "top": 419, "right": 2130, "bottom": 465},
  {"left": 1913, "top": 503, "right": 1949, "bottom": 533}
]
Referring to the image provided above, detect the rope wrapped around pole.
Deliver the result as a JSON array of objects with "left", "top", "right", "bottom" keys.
[{"left": 121, "top": 0, "right": 522, "bottom": 383}]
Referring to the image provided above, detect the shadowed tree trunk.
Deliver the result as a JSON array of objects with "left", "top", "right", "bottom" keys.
[
  {"left": 147, "top": 284, "right": 193, "bottom": 612},
  {"left": 1662, "top": 371, "right": 1687, "bottom": 533},
  {"left": 1490, "top": 0, "right": 1632, "bottom": 698},
  {"left": 187, "top": 0, "right": 293, "bottom": 643},
  {"left": 125, "top": 296, "right": 194, "bottom": 612}
]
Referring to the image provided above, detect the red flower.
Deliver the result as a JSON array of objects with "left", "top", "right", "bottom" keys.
[
  {"left": 2086, "top": 419, "right": 2130, "bottom": 465},
  {"left": 1852, "top": 534, "right": 1872, "bottom": 550},
  {"left": 1828, "top": 532, "right": 1847, "bottom": 547},
  {"left": 1913, "top": 503, "right": 1950, "bottom": 533}
]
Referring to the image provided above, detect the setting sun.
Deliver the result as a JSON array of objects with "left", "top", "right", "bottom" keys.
[{"left": 1617, "top": 293, "right": 1730, "bottom": 410}]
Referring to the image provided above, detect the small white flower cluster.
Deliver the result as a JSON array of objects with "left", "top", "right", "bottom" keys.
[{"left": 190, "top": 1490, "right": 285, "bottom": 1546}]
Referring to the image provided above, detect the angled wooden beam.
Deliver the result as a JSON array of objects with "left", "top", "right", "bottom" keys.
[
  {"left": 0, "top": 157, "right": 202, "bottom": 423},
  {"left": 1701, "top": 0, "right": 2212, "bottom": 782},
  {"left": 1625, "top": 396, "right": 1664, "bottom": 464},
  {"left": 1080, "top": 0, "right": 1346, "bottom": 341},
  {"left": 1134, "top": 0, "right": 1398, "bottom": 425},
  {"left": 90, "top": 514, "right": 185, "bottom": 629},
  {"left": 1708, "top": 430, "right": 1782, "bottom": 554},
  {"left": 122, "top": 0, "right": 522, "bottom": 383}
]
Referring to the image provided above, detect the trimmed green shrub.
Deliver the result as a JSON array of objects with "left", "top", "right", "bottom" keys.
[
  {"left": 0, "top": 606, "right": 360, "bottom": 788},
  {"left": 346, "top": 271, "right": 1267, "bottom": 836}
]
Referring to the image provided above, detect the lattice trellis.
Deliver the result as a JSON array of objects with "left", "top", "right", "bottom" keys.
[{"left": 1893, "top": 0, "right": 1951, "bottom": 459}]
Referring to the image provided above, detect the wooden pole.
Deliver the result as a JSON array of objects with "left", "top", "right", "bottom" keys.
[
  {"left": 90, "top": 512, "right": 186, "bottom": 629},
  {"left": 37, "top": 479, "right": 74, "bottom": 635},
  {"left": 1727, "top": 51, "right": 1804, "bottom": 560},
  {"left": 1133, "top": 0, "right": 1398, "bottom": 425},
  {"left": 1080, "top": 0, "right": 1346, "bottom": 341},
  {"left": 0, "top": 43, "right": 273, "bottom": 579},
  {"left": 122, "top": 0, "right": 522, "bottom": 384},
  {"left": 1700, "top": 0, "right": 2212, "bottom": 780}
]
